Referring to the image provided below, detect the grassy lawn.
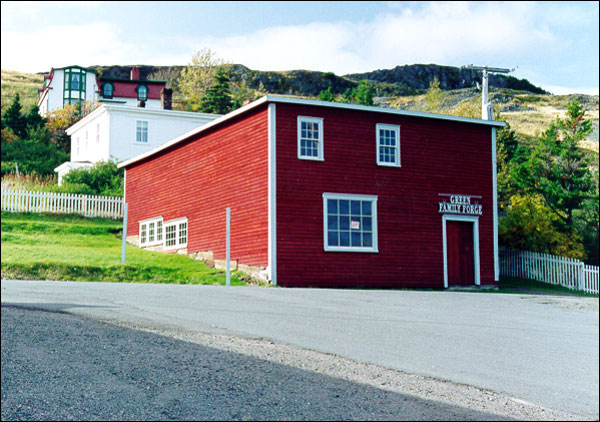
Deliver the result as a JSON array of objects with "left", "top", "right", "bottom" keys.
[
  {"left": 497, "top": 276, "right": 597, "bottom": 297},
  {"left": 1, "top": 212, "right": 246, "bottom": 285}
]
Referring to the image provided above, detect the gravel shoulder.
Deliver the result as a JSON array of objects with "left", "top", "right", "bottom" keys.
[{"left": 109, "top": 318, "right": 587, "bottom": 421}]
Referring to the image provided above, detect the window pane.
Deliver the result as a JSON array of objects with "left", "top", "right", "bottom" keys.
[
  {"left": 340, "top": 216, "right": 349, "bottom": 230},
  {"left": 327, "top": 215, "right": 338, "bottom": 230},
  {"left": 362, "top": 201, "right": 372, "bottom": 215},
  {"left": 339, "top": 231, "right": 350, "bottom": 246},
  {"left": 362, "top": 217, "right": 372, "bottom": 231},
  {"left": 339, "top": 200, "right": 349, "bottom": 215},
  {"left": 328, "top": 231, "right": 338, "bottom": 246},
  {"left": 363, "top": 233, "right": 373, "bottom": 247},
  {"left": 327, "top": 199, "right": 337, "bottom": 214},
  {"left": 351, "top": 201, "right": 361, "bottom": 216},
  {"left": 351, "top": 232, "right": 362, "bottom": 246}
]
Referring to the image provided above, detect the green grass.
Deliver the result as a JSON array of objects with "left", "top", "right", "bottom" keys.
[
  {"left": 1, "top": 212, "right": 246, "bottom": 285},
  {"left": 497, "top": 276, "right": 597, "bottom": 297}
]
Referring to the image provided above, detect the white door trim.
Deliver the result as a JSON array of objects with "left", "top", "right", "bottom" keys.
[{"left": 442, "top": 214, "right": 480, "bottom": 288}]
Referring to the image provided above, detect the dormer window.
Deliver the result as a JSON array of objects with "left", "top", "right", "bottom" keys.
[
  {"left": 102, "top": 83, "right": 114, "bottom": 99},
  {"left": 137, "top": 85, "right": 148, "bottom": 101}
]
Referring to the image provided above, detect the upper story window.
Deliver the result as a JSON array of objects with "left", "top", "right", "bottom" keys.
[
  {"left": 136, "top": 120, "right": 148, "bottom": 143},
  {"left": 376, "top": 124, "right": 401, "bottom": 167},
  {"left": 297, "top": 116, "right": 324, "bottom": 161},
  {"left": 63, "top": 68, "right": 86, "bottom": 106},
  {"left": 323, "top": 193, "right": 378, "bottom": 253},
  {"left": 137, "top": 84, "right": 148, "bottom": 101},
  {"left": 102, "top": 83, "right": 114, "bottom": 98}
]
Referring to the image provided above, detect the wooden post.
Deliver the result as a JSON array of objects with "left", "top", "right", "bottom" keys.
[
  {"left": 121, "top": 202, "right": 128, "bottom": 265},
  {"left": 226, "top": 207, "right": 231, "bottom": 287}
]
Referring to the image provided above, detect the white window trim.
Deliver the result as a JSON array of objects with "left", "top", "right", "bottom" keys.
[
  {"left": 376, "top": 123, "right": 401, "bottom": 167},
  {"left": 441, "top": 214, "right": 480, "bottom": 288},
  {"left": 297, "top": 116, "right": 324, "bottom": 161},
  {"left": 139, "top": 216, "right": 163, "bottom": 247},
  {"left": 323, "top": 193, "right": 378, "bottom": 253},
  {"left": 164, "top": 217, "right": 188, "bottom": 250}
]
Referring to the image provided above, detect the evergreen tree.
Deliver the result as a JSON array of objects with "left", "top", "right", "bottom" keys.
[
  {"left": 318, "top": 86, "right": 334, "bottom": 102},
  {"left": 354, "top": 80, "right": 374, "bottom": 106},
  {"left": 200, "top": 67, "right": 233, "bottom": 114},
  {"left": 514, "top": 100, "right": 595, "bottom": 228},
  {"left": 1, "top": 93, "right": 27, "bottom": 138}
]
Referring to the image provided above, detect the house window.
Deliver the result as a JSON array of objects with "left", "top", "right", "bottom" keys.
[
  {"left": 323, "top": 193, "right": 378, "bottom": 252},
  {"left": 376, "top": 124, "right": 400, "bottom": 167},
  {"left": 63, "top": 68, "right": 86, "bottom": 107},
  {"left": 136, "top": 120, "right": 148, "bottom": 143},
  {"left": 139, "top": 217, "right": 163, "bottom": 247},
  {"left": 164, "top": 218, "right": 188, "bottom": 250},
  {"left": 103, "top": 83, "right": 114, "bottom": 98},
  {"left": 297, "top": 116, "right": 324, "bottom": 160},
  {"left": 137, "top": 85, "right": 148, "bottom": 101}
]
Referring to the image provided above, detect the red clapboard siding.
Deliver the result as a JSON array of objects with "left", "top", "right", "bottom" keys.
[
  {"left": 274, "top": 103, "right": 494, "bottom": 288},
  {"left": 125, "top": 106, "right": 269, "bottom": 267}
]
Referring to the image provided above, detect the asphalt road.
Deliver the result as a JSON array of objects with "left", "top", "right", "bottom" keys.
[
  {"left": 1, "top": 279, "right": 598, "bottom": 419},
  {"left": 2, "top": 305, "right": 511, "bottom": 421}
]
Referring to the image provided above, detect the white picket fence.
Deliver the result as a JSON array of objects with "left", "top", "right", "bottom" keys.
[
  {"left": 1, "top": 189, "right": 124, "bottom": 220},
  {"left": 500, "top": 248, "right": 599, "bottom": 295}
]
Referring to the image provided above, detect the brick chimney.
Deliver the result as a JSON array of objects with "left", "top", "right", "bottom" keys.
[
  {"left": 130, "top": 66, "right": 140, "bottom": 80},
  {"left": 161, "top": 88, "right": 173, "bottom": 110}
]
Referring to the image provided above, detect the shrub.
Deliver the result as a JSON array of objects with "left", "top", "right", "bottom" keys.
[{"left": 61, "top": 160, "right": 123, "bottom": 196}]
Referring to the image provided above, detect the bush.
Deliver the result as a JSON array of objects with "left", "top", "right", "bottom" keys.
[
  {"left": 61, "top": 160, "right": 123, "bottom": 196},
  {"left": 1, "top": 136, "right": 68, "bottom": 177}
]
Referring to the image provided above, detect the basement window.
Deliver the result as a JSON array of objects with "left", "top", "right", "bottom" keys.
[
  {"left": 139, "top": 217, "right": 163, "bottom": 247},
  {"left": 164, "top": 218, "right": 188, "bottom": 250},
  {"left": 298, "top": 116, "right": 324, "bottom": 161},
  {"left": 323, "top": 193, "right": 378, "bottom": 252}
]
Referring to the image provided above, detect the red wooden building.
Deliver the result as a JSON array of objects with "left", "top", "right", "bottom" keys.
[{"left": 119, "top": 96, "right": 504, "bottom": 288}]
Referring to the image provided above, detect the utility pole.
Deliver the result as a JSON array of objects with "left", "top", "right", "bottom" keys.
[{"left": 463, "top": 65, "right": 514, "bottom": 120}]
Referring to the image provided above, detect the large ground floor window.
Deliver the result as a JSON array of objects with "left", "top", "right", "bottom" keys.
[{"left": 323, "top": 193, "right": 378, "bottom": 253}]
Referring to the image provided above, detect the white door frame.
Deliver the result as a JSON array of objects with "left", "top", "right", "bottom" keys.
[{"left": 442, "top": 214, "right": 480, "bottom": 288}]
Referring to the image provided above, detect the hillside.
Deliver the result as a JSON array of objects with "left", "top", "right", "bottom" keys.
[
  {"left": 0, "top": 69, "right": 44, "bottom": 112},
  {"left": 1, "top": 65, "right": 597, "bottom": 152}
]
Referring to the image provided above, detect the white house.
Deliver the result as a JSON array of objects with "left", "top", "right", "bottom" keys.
[
  {"left": 38, "top": 66, "right": 99, "bottom": 116},
  {"left": 55, "top": 104, "right": 220, "bottom": 184},
  {"left": 38, "top": 65, "right": 167, "bottom": 116}
]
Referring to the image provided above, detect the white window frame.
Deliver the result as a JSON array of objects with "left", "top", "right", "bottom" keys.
[
  {"left": 376, "top": 123, "right": 401, "bottom": 167},
  {"left": 139, "top": 216, "right": 163, "bottom": 247},
  {"left": 136, "top": 120, "right": 148, "bottom": 143},
  {"left": 164, "top": 217, "right": 188, "bottom": 250},
  {"left": 323, "top": 193, "right": 378, "bottom": 253},
  {"left": 297, "top": 116, "right": 324, "bottom": 161}
]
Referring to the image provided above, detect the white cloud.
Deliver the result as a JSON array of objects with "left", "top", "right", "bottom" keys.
[
  {"left": 543, "top": 85, "right": 599, "bottom": 96},
  {"left": 187, "top": 1, "right": 566, "bottom": 76}
]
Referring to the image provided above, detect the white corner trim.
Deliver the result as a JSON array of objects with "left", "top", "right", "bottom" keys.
[
  {"left": 442, "top": 214, "right": 480, "bottom": 288},
  {"left": 268, "top": 103, "right": 277, "bottom": 286},
  {"left": 492, "top": 128, "right": 499, "bottom": 281}
]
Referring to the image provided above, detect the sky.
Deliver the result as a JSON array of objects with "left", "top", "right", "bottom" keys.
[{"left": 1, "top": 1, "right": 598, "bottom": 95}]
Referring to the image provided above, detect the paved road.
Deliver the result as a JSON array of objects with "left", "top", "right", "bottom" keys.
[
  {"left": 1, "top": 305, "right": 510, "bottom": 421},
  {"left": 1, "top": 280, "right": 598, "bottom": 418}
]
